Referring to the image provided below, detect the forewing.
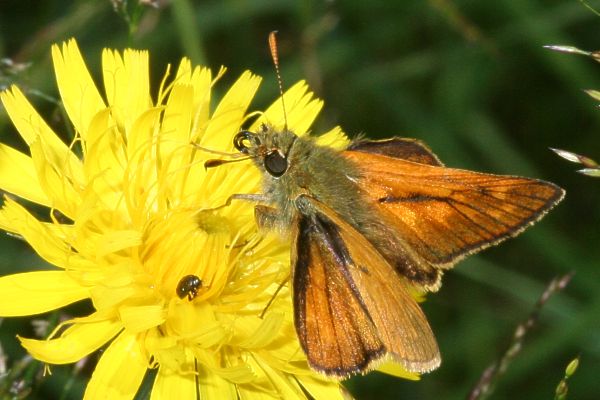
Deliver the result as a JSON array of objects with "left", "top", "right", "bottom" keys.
[
  {"left": 343, "top": 150, "right": 564, "bottom": 267},
  {"left": 348, "top": 137, "right": 443, "bottom": 166},
  {"left": 292, "top": 195, "right": 440, "bottom": 377}
]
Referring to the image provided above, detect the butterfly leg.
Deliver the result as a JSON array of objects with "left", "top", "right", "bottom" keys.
[
  {"left": 254, "top": 205, "right": 282, "bottom": 231},
  {"left": 200, "top": 193, "right": 272, "bottom": 212},
  {"left": 259, "top": 272, "right": 291, "bottom": 319},
  {"left": 253, "top": 204, "right": 289, "bottom": 317}
]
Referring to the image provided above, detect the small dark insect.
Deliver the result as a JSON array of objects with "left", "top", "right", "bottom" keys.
[{"left": 176, "top": 275, "right": 203, "bottom": 301}]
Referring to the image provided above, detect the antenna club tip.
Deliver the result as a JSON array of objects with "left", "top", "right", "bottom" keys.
[
  {"left": 268, "top": 32, "right": 279, "bottom": 55},
  {"left": 267, "top": 32, "right": 288, "bottom": 130},
  {"left": 204, "top": 159, "right": 221, "bottom": 169}
]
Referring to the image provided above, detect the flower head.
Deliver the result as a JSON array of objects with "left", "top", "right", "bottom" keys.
[{"left": 0, "top": 40, "right": 417, "bottom": 398}]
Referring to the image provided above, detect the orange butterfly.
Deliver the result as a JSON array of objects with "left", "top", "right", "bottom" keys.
[
  {"left": 205, "top": 33, "right": 565, "bottom": 378},
  {"left": 213, "top": 127, "right": 564, "bottom": 378}
]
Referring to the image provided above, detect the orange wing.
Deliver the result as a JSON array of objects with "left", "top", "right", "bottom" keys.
[
  {"left": 291, "top": 194, "right": 440, "bottom": 378},
  {"left": 343, "top": 142, "right": 564, "bottom": 277},
  {"left": 347, "top": 137, "right": 444, "bottom": 166}
]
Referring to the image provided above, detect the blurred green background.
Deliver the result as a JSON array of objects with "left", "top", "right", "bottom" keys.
[{"left": 1, "top": 0, "right": 600, "bottom": 399}]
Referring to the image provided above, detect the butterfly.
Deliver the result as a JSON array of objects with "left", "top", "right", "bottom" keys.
[{"left": 204, "top": 32, "right": 565, "bottom": 378}]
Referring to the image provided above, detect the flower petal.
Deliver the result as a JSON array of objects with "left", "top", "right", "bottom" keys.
[
  {"left": 239, "top": 356, "right": 306, "bottom": 400},
  {"left": 84, "top": 332, "right": 147, "bottom": 400},
  {"left": 233, "top": 312, "right": 285, "bottom": 349},
  {"left": 315, "top": 126, "right": 349, "bottom": 150},
  {"left": 150, "top": 366, "right": 197, "bottom": 400},
  {"left": 102, "top": 48, "right": 151, "bottom": 134},
  {"left": 0, "top": 271, "right": 89, "bottom": 316},
  {"left": 0, "top": 143, "right": 50, "bottom": 205},
  {"left": 84, "top": 108, "right": 128, "bottom": 206},
  {"left": 253, "top": 81, "right": 323, "bottom": 135},
  {"left": 97, "top": 230, "right": 142, "bottom": 256},
  {"left": 119, "top": 303, "right": 166, "bottom": 333},
  {"left": 0, "top": 198, "right": 92, "bottom": 270},
  {"left": 0, "top": 86, "right": 83, "bottom": 183},
  {"left": 202, "top": 70, "right": 261, "bottom": 150},
  {"left": 52, "top": 39, "right": 106, "bottom": 138},
  {"left": 197, "top": 368, "right": 238, "bottom": 400},
  {"left": 126, "top": 108, "right": 163, "bottom": 163},
  {"left": 173, "top": 60, "right": 212, "bottom": 138},
  {"left": 377, "top": 360, "right": 420, "bottom": 380},
  {"left": 296, "top": 375, "right": 346, "bottom": 400},
  {"left": 160, "top": 83, "right": 194, "bottom": 160},
  {"left": 20, "top": 316, "right": 121, "bottom": 364},
  {"left": 29, "top": 137, "right": 82, "bottom": 218}
]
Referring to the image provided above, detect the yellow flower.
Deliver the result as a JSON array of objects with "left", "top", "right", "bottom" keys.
[
  {"left": 0, "top": 39, "right": 422, "bottom": 398},
  {"left": 0, "top": 39, "right": 354, "bottom": 399}
]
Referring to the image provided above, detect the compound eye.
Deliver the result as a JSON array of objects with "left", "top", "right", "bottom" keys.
[
  {"left": 264, "top": 151, "right": 288, "bottom": 177},
  {"left": 234, "top": 131, "right": 257, "bottom": 154}
]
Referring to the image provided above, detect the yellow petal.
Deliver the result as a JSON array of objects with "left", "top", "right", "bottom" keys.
[
  {"left": 296, "top": 375, "right": 345, "bottom": 400},
  {"left": 242, "top": 356, "right": 306, "bottom": 400},
  {"left": 29, "top": 138, "right": 82, "bottom": 218},
  {"left": 97, "top": 230, "right": 142, "bottom": 256},
  {"left": 315, "top": 126, "right": 349, "bottom": 150},
  {"left": 0, "top": 143, "right": 50, "bottom": 206},
  {"left": 83, "top": 108, "right": 127, "bottom": 206},
  {"left": 84, "top": 332, "right": 147, "bottom": 400},
  {"left": 202, "top": 70, "right": 261, "bottom": 150},
  {"left": 237, "top": 385, "right": 284, "bottom": 400},
  {"left": 377, "top": 360, "right": 420, "bottom": 380},
  {"left": 253, "top": 81, "right": 323, "bottom": 135},
  {"left": 0, "top": 86, "right": 83, "bottom": 183},
  {"left": 204, "top": 363, "right": 255, "bottom": 385},
  {"left": 119, "top": 303, "right": 166, "bottom": 333},
  {"left": 174, "top": 62, "right": 212, "bottom": 138},
  {"left": 195, "top": 349, "right": 255, "bottom": 384},
  {"left": 90, "top": 284, "right": 137, "bottom": 312},
  {"left": 102, "top": 48, "right": 151, "bottom": 134},
  {"left": 160, "top": 83, "right": 194, "bottom": 157},
  {"left": 173, "top": 59, "right": 212, "bottom": 128},
  {"left": 0, "top": 210, "right": 70, "bottom": 239},
  {"left": 126, "top": 107, "right": 163, "bottom": 162},
  {"left": 52, "top": 39, "right": 106, "bottom": 138},
  {"left": 0, "top": 198, "right": 92, "bottom": 270},
  {"left": 233, "top": 312, "right": 285, "bottom": 349},
  {"left": 20, "top": 317, "right": 121, "bottom": 364},
  {"left": 197, "top": 368, "right": 238, "bottom": 400},
  {"left": 0, "top": 271, "right": 89, "bottom": 316},
  {"left": 150, "top": 367, "right": 197, "bottom": 400}
]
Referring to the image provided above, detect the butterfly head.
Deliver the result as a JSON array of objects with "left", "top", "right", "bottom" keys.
[{"left": 233, "top": 124, "right": 297, "bottom": 178}]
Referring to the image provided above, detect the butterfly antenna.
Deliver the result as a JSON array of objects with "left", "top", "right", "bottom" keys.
[
  {"left": 204, "top": 156, "right": 254, "bottom": 169},
  {"left": 268, "top": 31, "right": 288, "bottom": 131}
]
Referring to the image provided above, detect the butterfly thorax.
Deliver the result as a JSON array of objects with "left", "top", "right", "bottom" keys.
[{"left": 248, "top": 126, "right": 368, "bottom": 232}]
